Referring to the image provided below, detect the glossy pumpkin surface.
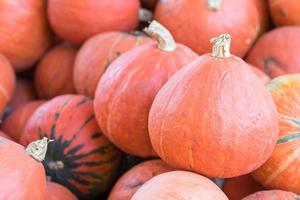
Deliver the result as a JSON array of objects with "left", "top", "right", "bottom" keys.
[
  {"left": 242, "top": 190, "right": 299, "bottom": 200},
  {"left": 269, "top": 0, "right": 300, "bottom": 26},
  {"left": 46, "top": 182, "right": 78, "bottom": 200}
]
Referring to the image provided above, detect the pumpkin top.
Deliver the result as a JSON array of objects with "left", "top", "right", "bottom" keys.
[
  {"left": 25, "top": 137, "right": 52, "bottom": 162},
  {"left": 210, "top": 33, "right": 231, "bottom": 58},
  {"left": 144, "top": 20, "right": 176, "bottom": 52}
]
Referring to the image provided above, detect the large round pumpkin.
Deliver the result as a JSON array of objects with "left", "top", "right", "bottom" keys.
[
  {"left": 131, "top": 171, "right": 228, "bottom": 200},
  {"left": 94, "top": 21, "right": 198, "bottom": 157},
  {"left": 148, "top": 33, "right": 279, "bottom": 178},
  {"left": 46, "top": 182, "right": 78, "bottom": 200},
  {"left": 48, "top": 0, "right": 140, "bottom": 44},
  {"left": 269, "top": 0, "right": 300, "bottom": 27},
  {"left": 242, "top": 190, "right": 299, "bottom": 200},
  {"left": 252, "top": 74, "right": 300, "bottom": 194},
  {"left": 0, "top": 0, "right": 53, "bottom": 71},
  {"left": 35, "top": 43, "right": 77, "bottom": 99},
  {"left": 20, "top": 95, "right": 122, "bottom": 199},
  {"left": 109, "top": 159, "right": 174, "bottom": 200},
  {"left": 154, "top": 0, "right": 261, "bottom": 57},
  {"left": 246, "top": 27, "right": 300, "bottom": 78},
  {"left": 74, "top": 32, "right": 153, "bottom": 97}
]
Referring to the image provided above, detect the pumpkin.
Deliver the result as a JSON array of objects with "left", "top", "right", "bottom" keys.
[
  {"left": 94, "top": 21, "right": 198, "bottom": 157},
  {"left": 48, "top": 0, "right": 140, "bottom": 44},
  {"left": 246, "top": 27, "right": 300, "bottom": 78},
  {"left": 2, "top": 100, "right": 45, "bottom": 142},
  {"left": 242, "top": 190, "right": 299, "bottom": 200},
  {"left": 46, "top": 182, "right": 78, "bottom": 200},
  {"left": 269, "top": 0, "right": 300, "bottom": 27},
  {"left": 35, "top": 43, "right": 77, "bottom": 99},
  {"left": 148, "top": 34, "right": 279, "bottom": 178},
  {"left": 250, "top": 65, "right": 270, "bottom": 84},
  {"left": 20, "top": 95, "right": 122, "bottom": 199},
  {"left": 154, "top": 0, "right": 261, "bottom": 57},
  {"left": 131, "top": 171, "right": 228, "bottom": 200},
  {"left": 0, "top": 0, "right": 53, "bottom": 71},
  {"left": 0, "top": 131, "right": 12, "bottom": 140},
  {"left": 252, "top": 74, "right": 300, "bottom": 194},
  {"left": 0, "top": 137, "right": 49, "bottom": 199},
  {"left": 0, "top": 55, "right": 15, "bottom": 116},
  {"left": 109, "top": 159, "right": 174, "bottom": 200},
  {"left": 74, "top": 31, "right": 153, "bottom": 97},
  {"left": 223, "top": 175, "right": 264, "bottom": 200}
]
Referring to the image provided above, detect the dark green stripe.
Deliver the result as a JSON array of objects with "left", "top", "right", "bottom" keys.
[{"left": 277, "top": 133, "right": 300, "bottom": 144}]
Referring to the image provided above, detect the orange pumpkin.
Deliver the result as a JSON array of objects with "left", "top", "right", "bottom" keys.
[
  {"left": 250, "top": 65, "right": 270, "bottom": 84},
  {"left": 242, "top": 190, "right": 299, "bottom": 200},
  {"left": 246, "top": 27, "right": 300, "bottom": 78},
  {"left": 148, "top": 34, "right": 279, "bottom": 178},
  {"left": 46, "top": 182, "right": 77, "bottom": 200},
  {"left": 154, "top": 0, "right": 261, "bottom": 57},
  {"left": 2, "top": 100, "right": 45, "bottom": 142},
  {"left": 252, "top": 74, "right": 300, "bottom": 194},
  {"left": 48, "top": 0, "right": 140, "bottom": 44},
  {"left": 74, "top": 32, "right": 153, "bottom": 97},
  {"left": 94, "top": 21, "right": 198, "bottom": 157},
  {"left": 35, "top": 43, "right": 77, "bottom": 99},
  {"left": 109, "top": 159, "right": 174, "bottom": 200},
  {"left": 269, "top": 0, "right": 300, "bottom": 26},
  {"left": 131, "top": 171, "right": 228, "bottom": 200},
  {"left": 0, "top": 0, "right": 53, "bottom": 71}
]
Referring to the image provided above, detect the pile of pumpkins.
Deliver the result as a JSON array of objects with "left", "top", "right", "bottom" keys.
[{"left": 0, "top": 0, "right": 300, "bottom": 199}]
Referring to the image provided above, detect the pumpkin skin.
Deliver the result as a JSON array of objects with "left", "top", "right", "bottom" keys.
[
  {"left": 242, "top": 190, "right": 299, "bottom": 200},
  {"left": 0, "top": 137, "right": 46, "bottom": 200},
  {"left": 2, "top": 100, "right": 45, "bottom": 142},
  {"left": 250, "top": 65, "right": 270, "bottom": 84},
  {"left": 252, "top": 74, "right": 300, "bottom": 194},
  {"left": 223, "top": 175, "right": 264, "bottom": 200},
  {"left": 74, "top": 32, "right": 153, "bottom": 97},
  {"left": 108, "top": 159, "right": 174, "bottom": 200},
  {"left": 154, "top": 0, "right": 261, "bottom": 57},
  {"left": 20, "top": 95, "right": 122, "bottom": 199},
  {"left": 246, "top": 27, "right": 300, "bottom": 78},
  {"left": 0, "top": 131, "right": 12, "bottom": 140},
  {"left": 48, "top": 0, "right": 140, "bottom": 44},
  {"left": 0, "top": 0, "right": 53, "bottom": 71},
  {"left": 35, "top": 43, "right": 77, "bottom": 99},
  {"left": 46, "top": 182, "right": 78, "bottom": 200},
  {"left": 269, "top": 0, "right": 300, "bottom": 27},
  {"left": 131, "top": 171, "right": 228, "bottom": 200}
]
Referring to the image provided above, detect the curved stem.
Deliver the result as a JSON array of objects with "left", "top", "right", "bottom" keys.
[
  {"left": 210, "top": 33, "right": 231, "bottom": 58},
  {"left": 207, "top": 0, "right": 222, "bottom": 10},
  {"left": 25, "top": 137, "right": 53, "bottom": 162}
]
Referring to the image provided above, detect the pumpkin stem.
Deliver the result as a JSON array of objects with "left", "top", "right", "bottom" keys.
[
  {"left": 210, "top": 33, "right": 231, "bottom": 58},
  {"left": 25, "top": 137, "right": 53, "bottom": 162},
  {"left": 207, "top": 0, "right": 222, "bottom": 10},
  {"left": 144, "top": 20, "right": 176, "bottom": 52},
  {"left": 139, "top": 8, "right": 153, "bottom": 22}
]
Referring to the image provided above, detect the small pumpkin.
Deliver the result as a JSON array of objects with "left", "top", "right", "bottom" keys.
[
  {"left": 250, "top": 65, "right": 270, "bottom": 84},
  {"left": 20, "top": 95, "right": 122, "bottom": 199},
  {"left": 74, "top": 31, "right": 153, "bottom": 97},
  {"left": 246, "top": 26, "right": 300, "bottom": 78},
  {"left": 131, "top": 171, "right": 228, "bottom": 200},
  {"left": 35, "top": 43, "right": 77, "bottom": 99},
  {"left": 94, "top": 21, "right": 198, "bottom": 157},
  {"left": 46, "top": 182, "right": 78, "bottom": 200},
  {"left": 242, "top": 190, "right": 299, "bottom": 200},
  {"left": 48, "top": 0, "right": 140, "bottom": 44},
  {"left": 148, "top": 34, "right": 279, "bottom": 178},
  {"left": 109, "top": 159, "right": 174, "bottom": 200},
  {"left": 252, "top": 74, "right": 300, "bottom": 194}
]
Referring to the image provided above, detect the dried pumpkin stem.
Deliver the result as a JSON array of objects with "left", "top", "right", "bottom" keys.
[
  {"left": 144, "top": 20, "right": 176, "bottom": 52},
  {"left": 25, "top": 137, "right": 53, "bottom": 162},
  {"left": 210, "top": 33, "right": 231, "bottom": 58},
  {"left": 207, "top": 0, "right": 222, "bottom": 10},
  {"left": 139, "top": 8, "right": 153, "bottom": 22}
]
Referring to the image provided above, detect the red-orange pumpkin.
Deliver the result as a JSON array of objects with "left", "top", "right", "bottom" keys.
[
  {"left": 74, "top": 32, "right": 153, "bottom": 97},
  {"left": 131, "top": 171, "right": 228, "bottom": 200},
  {"left": 109, "top": 159, "right": 174, "bottom": 200},
  {"left": 269, "top": 0, "right": 300, "bottom": 26},
  {"left": 0, "top": 0, "right": 53, "bottom": 71},
  {"left": 48, "top": 0, "right": 140, "bottom": 44},
  {"left": 242, "top": 190, "right": 299, "bottom": 200},
  {"left": 0, "top": 137, "right": 47, "bottom": 199},
  {"left": 46, "top": 182, "right": 78, "bottom": 200},
  {"left": 0, "top": 131, "right": 12, "bottom": 140},
  {"left": 252, "top": 74, "right": 300, "bottom": 194},
  {"left": 154, "top": 0, "right": 261, "bottom": 57},
  {"left": 20, "top": 95, "right": 122, "bottom": 199},
  {"left": 35, "top": 43, "right": 77, "bottom": 99},
  {"left": 2, "top": 100, "right": 45, "bottom": 142},
  {"left": 250, "top": 65, "right": 270, "bottom": 84},
  {"left": 94, "top": 21, "right": 198, "bottom": 157},
  {"left": 246, "top": 27, "right": 300, "bottom": 78},
  {"left": 148, "top": 34, "right": 279, "bottom": 178}
]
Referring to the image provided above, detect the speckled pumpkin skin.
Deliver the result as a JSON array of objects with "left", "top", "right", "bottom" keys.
[{"left": 242, "top": 190, "right": 299, "bottom": 200}]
